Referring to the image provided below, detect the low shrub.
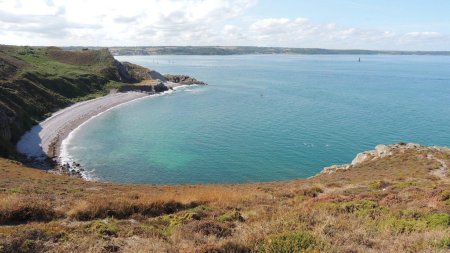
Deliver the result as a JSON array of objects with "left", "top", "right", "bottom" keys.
[
  {"left": 156, "top": 210, "right": 206, "bottom": 236},
  {"left": 260, "top": 231, "right": 320, "bottom": 253},
  {"left": 68, "top": 198, "right": 198, "bottom": 221},
  {"left": 399, "top": 209, "right": 423, "bottom": 220},
  {"left": 0, "top": 229, "right": 48, "bottom": 253},
  {"left": 396, "top": 181, "right": 416, "bottom": 189},
  {"left": 86, "top": 220, "right": 118, "bottom": 237},
  {"left": 436, "top": 236, "right": 450, "bottom": 249},
  {"left": 0, "top": 195, "right": 57, "bottom": 224},
  {"left": 218, "top": 210, "right": 244, "bottom": 222},
  {"left": 384, "top": 212, "right": 450, "bottom": 235},
  {"left": 184, "top": 220, "right": 232, "bottom": 238},
  {"left": 368, "top": 180, "right": 389, "bottom": 190},
  {"left": 160, "top": 213, "right": 191, "bottom": 232},
  {"left": 440, "top": 190, "right": 450, "bottom": 203},
  {"left": 298, "top": 187, "right": 324, "bottom": 198},
  {"left": 202, "top": 242, "right": 251, "bottom": 253},
  {"left": 425, "top": 213, "right": 450, "bottom": 228},
  {"left": 388, "top": 218, "right": 424, "bottom": 235},
  {"left": 338, "top": 200, "right": 379, "bottom": 214},
  {"left": 130, "top": 224, "right": 165, "bottom": 238}
]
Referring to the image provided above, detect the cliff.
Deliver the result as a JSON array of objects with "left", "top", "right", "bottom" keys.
[
  {"left": 0, "top": 46, "right": 204, "bottom": 158},
  {"left": 120, "top": 62, "right": 167, "bottom": 82}
]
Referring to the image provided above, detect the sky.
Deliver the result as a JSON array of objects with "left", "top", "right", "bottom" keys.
[{"left": 1, "top": 0, "right": 450, "bottom": 50}]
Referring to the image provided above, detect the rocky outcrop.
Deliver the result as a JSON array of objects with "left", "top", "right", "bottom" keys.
[
  {"left": 164, "top": 74, "right": 206, "bottom": 85},
  {"left": 350, "top": 144, "right": 395, "bottom": 165},
  {"left": 120, "top": 62, "right": 167, "bottom": 82},
  {"left": 319, "top": 143, "right": 450, "bottom": 175},
  {"left": 113, "top": 60, "right": 135, "bottom": 82},
  {"left": 148, "top": 70, "right": 166, "bottom": 82},
  {"left": 153, "top": 82, "right": 169, "bottom": 92},
  {"left": 117, "top": 82, "right": 169, "bottom": 93}
]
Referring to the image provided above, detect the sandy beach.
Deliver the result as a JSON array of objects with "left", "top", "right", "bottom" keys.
[{"left": 17, "top": 91, "right": 150, "bottom": 160}]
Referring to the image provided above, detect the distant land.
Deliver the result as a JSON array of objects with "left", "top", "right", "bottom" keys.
[{"left": 64, "top": 46, "right": 450, "bottom": 56}]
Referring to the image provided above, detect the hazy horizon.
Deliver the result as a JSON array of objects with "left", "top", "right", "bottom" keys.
[{"left": 6, "top": 45, "right": 450, "bottom": 53}]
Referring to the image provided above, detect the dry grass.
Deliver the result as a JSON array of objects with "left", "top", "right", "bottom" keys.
[
  {"left": 47, "top": 47, "right": 109, "bottom": 66},
  {"left": 0, "top": 146, "right": 449, "bottom": 252},
  {"left": 67, "top": 198, "right": 199, "bottom": 221},
  {"left": 0, "top": 195, "right": 57, "bottom": 224}
]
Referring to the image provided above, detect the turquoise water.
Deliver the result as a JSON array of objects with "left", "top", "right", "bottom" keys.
[{"left": 64, "top": 55, "right": 450, "bottom": 184}]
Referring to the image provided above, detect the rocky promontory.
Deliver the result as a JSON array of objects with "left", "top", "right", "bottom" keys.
[
  {"left": 164, "top": 74, "right": 207, "bottom": 85},
  {"left": 319, "top": 143, "right": 450, "bottom": 177}
]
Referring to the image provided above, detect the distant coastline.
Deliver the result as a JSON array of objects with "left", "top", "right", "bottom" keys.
[{"left": 64, "top": 46, "right": 450, "bottom": 56}]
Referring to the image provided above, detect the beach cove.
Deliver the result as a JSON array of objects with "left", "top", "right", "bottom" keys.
[{"left": 16, "top": 80, "right": 201, "bottom": 176}]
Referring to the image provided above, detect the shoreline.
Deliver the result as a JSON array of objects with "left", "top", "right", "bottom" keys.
[
  {"left": 17, "top": 91, "right": 149, "bottom": 160},
  {"left": 16, "top": 83, "right": 196, "bottom": 178}
]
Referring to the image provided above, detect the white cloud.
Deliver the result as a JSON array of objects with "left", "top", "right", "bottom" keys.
[
  {"left": 405, "top": 32, "right": 441, "bottom": 38},
  {"left": 0, "top": 0, "right": 449, "bottom": 50},
  {"left": 0, "top": 0, "right": 257, "bottom": 46},
  {"left": 246, "top": 17, "right": 449, "bottom": 50}
]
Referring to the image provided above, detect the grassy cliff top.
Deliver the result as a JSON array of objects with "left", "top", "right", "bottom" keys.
[
  {"left": 1, "top": 45, "right": 108, "bottom": 76},
  {"left": 0, "top": 144, "right": 448, "bottom": 252}
]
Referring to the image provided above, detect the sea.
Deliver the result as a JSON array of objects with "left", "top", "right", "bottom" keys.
[{"left": 61, "top": 55, "right": 450, "bottom": 184}]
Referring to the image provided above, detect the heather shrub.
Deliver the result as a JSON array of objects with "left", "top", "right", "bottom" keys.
[{"left": 260, "top": 231, "right": 320, "bottom": 253}]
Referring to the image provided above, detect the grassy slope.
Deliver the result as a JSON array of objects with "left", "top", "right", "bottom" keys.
[
  {"left": 0, "top": 46, "right": 143, "bottom": 158},
  {"left": 0, "top": 145, "right": 449, "bottom": 252}
]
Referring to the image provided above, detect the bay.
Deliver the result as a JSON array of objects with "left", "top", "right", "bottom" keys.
[{"left": 62, "top": 55, "right": 450, "bottom": 184}]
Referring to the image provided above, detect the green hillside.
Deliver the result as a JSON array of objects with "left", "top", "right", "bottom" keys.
[{"left": 0, "top": 46, "right": 146, "bottom": 157}]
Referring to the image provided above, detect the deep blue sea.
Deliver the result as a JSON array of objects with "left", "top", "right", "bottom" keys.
[{"left": 62, "top": 55, "right": 450, "bottom": 184}]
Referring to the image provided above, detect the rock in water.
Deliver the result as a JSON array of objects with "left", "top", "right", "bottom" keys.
[{"left": 164, "top": 74, "right": 206, "bottom": 85}]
